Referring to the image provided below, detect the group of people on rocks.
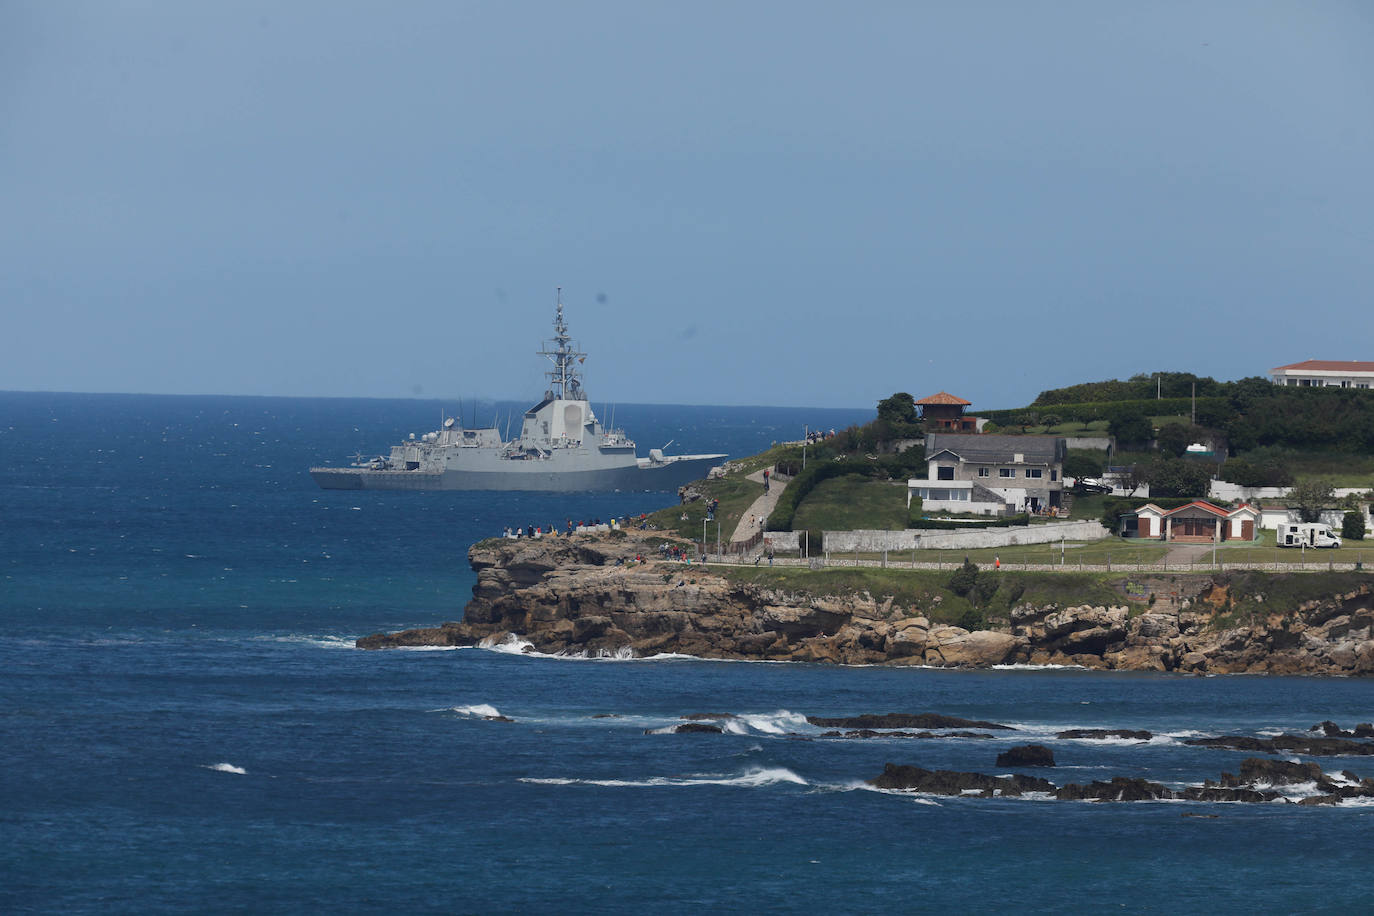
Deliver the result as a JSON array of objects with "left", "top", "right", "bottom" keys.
[{"left": 658, "top": 542, "right": 696, "bottom": 563}]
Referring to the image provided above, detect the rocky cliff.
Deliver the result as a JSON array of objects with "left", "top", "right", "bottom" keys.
[{"left": 357, "top": 530, "right": 1374, "bottom": 675}]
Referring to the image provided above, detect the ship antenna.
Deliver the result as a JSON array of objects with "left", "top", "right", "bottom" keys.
[{"left": 538, "top": 286, "right": 587, "bottom": 401}]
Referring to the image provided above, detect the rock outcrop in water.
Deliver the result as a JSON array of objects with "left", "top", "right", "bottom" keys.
[
  {"left": 356, "top": 530, "right": 1374, "bottom": 675},
  {"left": 870, "top": 757, "right": 1374, "bottom": 804}
]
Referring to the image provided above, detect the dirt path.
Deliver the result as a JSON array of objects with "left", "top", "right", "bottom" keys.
[{"left": 729, "top": 469, "right": 786, "bottom": 544}]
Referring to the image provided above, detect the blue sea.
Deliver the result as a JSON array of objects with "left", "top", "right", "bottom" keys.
[{"left": 3, "top": 391, "right": 1372, "bottom": 914}]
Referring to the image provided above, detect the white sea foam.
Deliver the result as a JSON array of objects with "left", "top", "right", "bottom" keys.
[
  {"left": 251, "top": 634, "right": 357, "bottom": 650},
  {"left": 204, "top": 762, "right": 247, "bottom": 775},
  {"left": 519, "top": 766, "right": 809, "bottom": 789},
  {"left": 719, "top": 710, "right": 811, "bottom": 736},
  {"left": 478, "top": 634, "right": 534, "bottom": 654},
  {"left": 991, "top": 663, "right": 1087, "bottom": 671},
  {"left": 450, "top": 703, "right": 504, "bottom": 718}
]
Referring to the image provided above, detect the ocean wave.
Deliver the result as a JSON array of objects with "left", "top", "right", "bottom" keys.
[
  {"left": 991, "top": 663, "right": 1088, "bottom": 671},
  {"left": 250, "top": 634, "right": 357, "bottom": 650},
  {"left": 519, "top": 767, "right": 808, "bottom": 789},
  {"left": 720, "top": 710, "right": 812, "bottom": 736},
  {"left": 449, "top": 703, "right": 505, "bottom": 718},
  {"left": 203, "top": 762, "right": 247, "bottom": 775},
  {"left": 478, "top": 634, "right": 534, "bottom": 654}
]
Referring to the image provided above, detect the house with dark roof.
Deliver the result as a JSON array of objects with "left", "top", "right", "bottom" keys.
[
  {"left": 1270, "top": 360, "right": 1374, "bottom": 389},
  {"left": 1129, "top": 501, "right": 1260, "bottom": 542},
  {"left": 911, "top": 432, "right": 1066, "bottom": 514}
]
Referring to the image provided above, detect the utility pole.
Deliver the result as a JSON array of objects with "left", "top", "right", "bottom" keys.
[{"left": 803, "top": 425, "right": 808, "bottom": 470}]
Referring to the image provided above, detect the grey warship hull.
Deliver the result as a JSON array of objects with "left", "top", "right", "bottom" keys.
[
  {"left": 309, "top": 291, "right": 726, "bottom": 492},
  {"left": 310, "top": 453, "right": 721, "bottom": 492}
]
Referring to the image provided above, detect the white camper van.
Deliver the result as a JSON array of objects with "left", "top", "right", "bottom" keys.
[{"left": 1277, "top": 522, "right": 1342, "bottom": 549}]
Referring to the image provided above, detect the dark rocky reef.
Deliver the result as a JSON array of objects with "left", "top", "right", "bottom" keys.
[
  {"left": 1185, "top": 734, "right": 1374, "bottom": 757},
  {"left": 1056, "top": 729, "right": 1154, "bottom": 741},
  {"left": 870, "top": 757, "right": 1374, "bottom": 804}
]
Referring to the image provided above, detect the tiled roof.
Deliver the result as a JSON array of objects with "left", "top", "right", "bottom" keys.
[
  {"left": 1272, "top": 360, "right": 1374, "bottom": 373},
  {"left": 916, "top": 392, "right": 972, "bottom": 406},
  {"left": 1161, "top": 500, "right": 1230, "bottom": 518}
]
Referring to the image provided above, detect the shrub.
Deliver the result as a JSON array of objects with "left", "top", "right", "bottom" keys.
[
  {"left": 906, "top": 496, "right": 924, "bottom": 528},
  {"left": 958, "top": 608, "right": 987, "bottom": 631},
  {"left": 947, "top": 559, "right": 979, "bottom": 597},
  {"left": 972, "top": 575, "right": 1001, "bottom": 608},
  {"left": 1342, "top": 511, "right": 1366, "bottom": 541}
]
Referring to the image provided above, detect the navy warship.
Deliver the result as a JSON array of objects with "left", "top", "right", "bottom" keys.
[{"left": 309, "top": 293, "right": 727, "bottom": 491}]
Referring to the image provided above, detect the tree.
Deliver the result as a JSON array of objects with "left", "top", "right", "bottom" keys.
[
  {"left": 1144, "top": 456, "right": 1211, "bottom": 498},
  {"left": 1155, "top": 422, "right": 1193, "bottom": 458},
  {"left": 1341, "top": 511, "right": 1367, "bottom": 541},
  {"left": 877, "top": 392, "right": 917, "bottom": 424},
  {"left": 1063, "top": 453, "right": 1104, "bottom": 481},
  {"left": 1107, "top": 408, "right": 1152, "bottom": 445},
  {"left": 1219, "top": 458, "right": 1293, "bottom": 489},
  {"left": 1290, "top": 480, "right": 1335, "bottom": 523}
]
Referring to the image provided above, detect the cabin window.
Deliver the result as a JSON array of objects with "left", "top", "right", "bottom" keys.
[
  {"left": 1025, "top": 469, "right": 1043, "bottom": 479},
  {"left": 977, "top": 468, "right": 989, "bottom": 477},
  {"left": 937, "top": 466, "right": 955, "bottom": 481},
  {"left": 999, "top": 468, "right": 1014, "bottom": 478}
]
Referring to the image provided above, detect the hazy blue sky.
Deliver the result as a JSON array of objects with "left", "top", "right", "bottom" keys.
[{"left": 4, "top": 1, "right": 1372, "bottom": 409}]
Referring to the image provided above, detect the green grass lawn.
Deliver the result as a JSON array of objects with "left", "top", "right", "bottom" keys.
[
  {"left": 793, "top": 474, "right": 908, "bottom": 532},
  {"left": 840, "top": 538, "right": 1171, "bottom": 566}
]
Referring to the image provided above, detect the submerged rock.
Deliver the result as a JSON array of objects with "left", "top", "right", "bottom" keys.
[
  {"left": 1056, "top": 729, "right": 1153, "bottom": 741},
  {"left": 868, "top": 763, "right": 1054, "bottom": 797}
]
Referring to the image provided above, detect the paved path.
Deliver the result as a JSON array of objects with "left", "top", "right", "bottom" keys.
[
  {"left": 729, "top": 469, "right": 787, "bottom": 544},
  {"left": 1161, "top": 543, "right": 1213, "bottom": 566}
]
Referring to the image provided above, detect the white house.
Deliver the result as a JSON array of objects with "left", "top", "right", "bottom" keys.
[{"left": 1270, "top": 360, "right": 1374, "bottom": 389}]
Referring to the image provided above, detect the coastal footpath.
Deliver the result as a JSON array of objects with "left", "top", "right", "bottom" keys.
[{"left": 358, "top": 530, "right": 1374, "bottom": 675}]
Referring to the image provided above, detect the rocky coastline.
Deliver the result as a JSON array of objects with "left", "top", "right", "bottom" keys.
[{"left": 357, "top": 530, "right": 1374, "bottom": 676}]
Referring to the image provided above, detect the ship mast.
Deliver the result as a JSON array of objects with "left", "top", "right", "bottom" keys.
[{"left": 538, "top": 287, "right": 587, "bottom": 401}]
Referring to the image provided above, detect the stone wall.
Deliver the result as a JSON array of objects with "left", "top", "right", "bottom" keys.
[
  {"left": 823, "top": 520, "right": 1110, "bottom": 553},
  {"left": 1062, "top": 436, "right": 1114, "bottom": 452},
  {"left": 761, "top": 531, "right": 801, "bottom": 552}
]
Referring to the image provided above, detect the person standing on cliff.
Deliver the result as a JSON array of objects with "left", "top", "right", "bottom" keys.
[{"left": 763, "top": 468, "right": 770, "bottom": 492}]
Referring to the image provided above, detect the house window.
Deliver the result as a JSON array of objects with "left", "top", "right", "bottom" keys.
[
  {"left": 1025, "top": 469, "right": 1043, "bottom": 479},
  {"left": 1050, "top": 470, "right": 1058, "bottom": 481},
  {"left": 999, "top": 468, "right": 1014, "bottom": 478},
  {"left": 977, "top": 468, "right": 989, "bottom": 478},
  {"left": 937, "top": 466, "right": 954, "bottom": 481}
]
